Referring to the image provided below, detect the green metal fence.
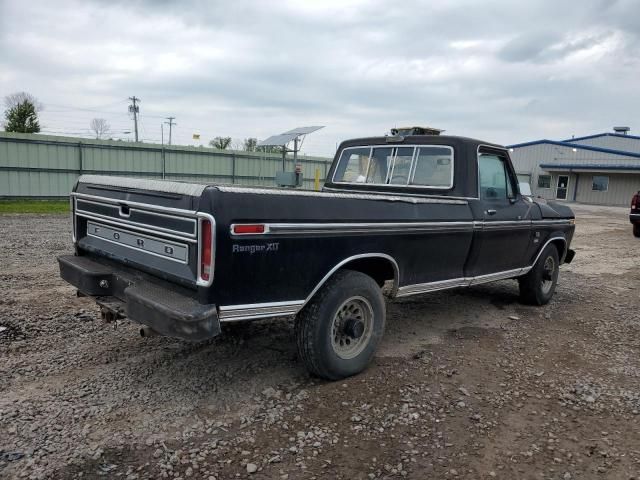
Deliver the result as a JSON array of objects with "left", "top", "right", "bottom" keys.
[{"left": 0, "top": 132, "right": 333, "bottom": 198}]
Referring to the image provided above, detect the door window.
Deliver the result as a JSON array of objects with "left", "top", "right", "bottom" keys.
[
  {"left": 556, "top": 175, "right": 569, "bottom": 200},
  {"left": 479, "top": 154, "right": 513, "bottom": 200}
]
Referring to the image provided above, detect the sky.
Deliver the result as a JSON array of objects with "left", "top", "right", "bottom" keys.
[{"left": 1, "top": 0, "right": 639, "bottom": 157}]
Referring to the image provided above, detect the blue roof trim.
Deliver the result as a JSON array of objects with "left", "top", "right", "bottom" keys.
[
  {"left": 540, "top": 163, "right": 640, "bottom": 171},
  {"left": 507, "top": 139, "right": 556, "bottom": 148},
  {"left": 506, "top": 139, "right": 640, "bottom": 159},
  {"left": 563, "top": 132, "right": 640, "bottom": 142}
]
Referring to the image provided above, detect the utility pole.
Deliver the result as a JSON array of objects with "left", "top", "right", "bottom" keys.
[
  {"left": 164, "top": 117, "right": 176, "bottom": 145},
  {"left": 161, "top": 123, "right": 166, "bottom": 179},
  {"left": 128, "top": 96, "right": 140, "bottom": 142}
]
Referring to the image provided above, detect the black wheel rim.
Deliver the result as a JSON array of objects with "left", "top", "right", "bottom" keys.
[
  {"left": 541, "top": 255, "right": 556, "bottom": 294},
  {"left": 330, "top": 296, "right": 373, "bottom": 360}
]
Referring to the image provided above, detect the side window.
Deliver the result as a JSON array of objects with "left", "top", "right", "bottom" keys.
[
  {"left": 479, "top": 153, "right": 514, "bottom": 200},
  {"left": 333, "top": 147, "right": 370, "bottom": 183},
  {"left": 411, "top": 146, "right": 453, "bottom": 188},
  {"left": 592, "top": 175, "right": 609, "bottom": 192},
  {"left": 388, "top": 147, "right": 414, "bottom": 185}
]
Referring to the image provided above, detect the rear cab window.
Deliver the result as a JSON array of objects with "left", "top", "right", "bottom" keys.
[{"left": 333, "top": 144, "right": 454, "bottom": 189}]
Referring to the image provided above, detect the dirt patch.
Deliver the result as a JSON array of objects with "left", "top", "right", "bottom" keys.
[{"left": 1, "top": 204, "right": 639, "bottom": 479}]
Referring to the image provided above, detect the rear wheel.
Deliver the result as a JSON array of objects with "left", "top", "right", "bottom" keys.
[
  {"left": 295, "top": 270, "right": 385, "bottom": 380},
  {"left": 633, "top": 224, "right": 640, "bottom": 238},
  {"left": 518, "top": 244, "right": 560, "bottom": 305}
]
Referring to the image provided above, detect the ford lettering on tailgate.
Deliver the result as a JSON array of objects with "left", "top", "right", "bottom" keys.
[{"left": 87, "top": 221, "right": 188, "bottom": 263}]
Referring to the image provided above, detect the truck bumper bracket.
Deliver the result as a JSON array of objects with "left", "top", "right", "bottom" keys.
[{"left": 58, "top": 255, "right": 220, "bottom": 341}]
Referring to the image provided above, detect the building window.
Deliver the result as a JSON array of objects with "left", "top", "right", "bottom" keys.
[
  {"left": 592, "top": 175, "right": 609, "bottom": 192},
  {"left": 537, "top": 174, "right": 551, "bottom": 189}
]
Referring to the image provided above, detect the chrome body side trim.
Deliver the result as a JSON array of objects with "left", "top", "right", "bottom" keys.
[
  {"left": 230, "top": 221, "right": 474, "bottom": 237},
  {"left": 531, "top": 219, "right": 572, "bottom": 225},
  {"left": 630, "top": 213, "right": 640, "bottom": 219},
  {"left": 218, "top": 300, "right": 305, "bottom": 322},
  {"left": 393, "top": 236, "right": 566, "bottom": 298},
  {"left": 228, "top": 219, "right": 570, "bottom": 237},
  {"left": 304, "top": 253, "right": 401, "bottom": 304},
  {"left": 395, "top": 269, "right": 526, "bottom": 297},
  {"left": 217, "top": 254, "right": 401, "bottom": 322},
  {"left": 395, "top": 277, "right": 469, "bottom": 296},
  {"left": 216, "top": 237, "right": 569, "bottom": 322},
  {"left": 482, "top": 220, "right": 532, "bottom": 230},
  {"left": 396, "top": 268, "right": 529, "bottom": 297},
  {"left": 469, "top": 268, "right": 526, "bottom": 285},
  {"left": 531, "top": 236, "right": 567, "bottom": 264}
]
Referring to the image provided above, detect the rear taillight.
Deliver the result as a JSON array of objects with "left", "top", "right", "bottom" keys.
[
  {"left": 200, "top": 219, "right": 213, "bottom": 282},
  {"left": 632, "top": 193, "right": 639, "bottom": 210},
  {"left": 232, "top": 224, "right": 266, "bottom": 235}
]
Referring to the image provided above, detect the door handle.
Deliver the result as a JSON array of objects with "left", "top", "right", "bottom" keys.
[{"left": 486, "top": 209, "right": 497, "bottom": 215}]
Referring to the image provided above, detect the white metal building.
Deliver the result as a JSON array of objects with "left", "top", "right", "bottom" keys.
[{"left": 508, "top": 128, "right": 640, "bottom": 206}]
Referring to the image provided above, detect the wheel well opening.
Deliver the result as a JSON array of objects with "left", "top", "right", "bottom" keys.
[
  {"left": 549, "top": 239, "right": 567, "bottom": 261},
  {"left": 338, "top": 257, "right": 397, "bottom": 289}
]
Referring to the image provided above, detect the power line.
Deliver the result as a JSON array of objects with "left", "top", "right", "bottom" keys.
[{"left": 43, "top": 99, "right": 129, "bottom": 113}]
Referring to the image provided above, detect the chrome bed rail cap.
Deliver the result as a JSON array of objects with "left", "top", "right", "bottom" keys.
[
  {"left": 214, "top": 185, "right": 467, "bottom": 205},
  {"left": 78, "top": 175, "right": 209, "bottom": 197}
]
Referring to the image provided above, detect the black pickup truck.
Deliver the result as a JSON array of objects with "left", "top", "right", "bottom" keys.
[{"left": 58, "top": 133, "right": 575, "bottom": 379}]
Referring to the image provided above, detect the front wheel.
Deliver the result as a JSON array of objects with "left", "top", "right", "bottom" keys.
[
  {"left": 518, "top": 244, "right": 560, "bottom": 305},
  {"left": 295, "top": 270, "right": 386, "bottom": 380},
  {"left": 633, "top": 224, "right": 640, "bottom": 238}
]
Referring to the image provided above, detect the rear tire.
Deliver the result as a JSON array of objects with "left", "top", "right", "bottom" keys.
[
  {"left": 633, "top": 224, "right": 640, "bottom": 238},
  {"left": 295, "top": 270, "right": 386, "bottom": 380},
  {"left": 518, "top": 244, "right": 560, "bottom": 305}
]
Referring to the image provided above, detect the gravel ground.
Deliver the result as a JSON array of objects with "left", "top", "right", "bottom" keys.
[{"left": 1, "top": 203, "right": 638, "bottom": 479}]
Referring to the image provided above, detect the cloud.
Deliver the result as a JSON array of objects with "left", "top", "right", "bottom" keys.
[{"left": 1, "top": 0, "right": 639, "bottom": 153}]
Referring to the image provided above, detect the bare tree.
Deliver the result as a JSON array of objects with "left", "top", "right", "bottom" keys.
[
  {"left": 4, "top": 92, "right": 43, "bottom": 112},
  {"left": 89, "top": 118, "right": 111, "bottom": 139},
  {"left": 209, "top": 136, "right": 232, "bottom": 150},
  {"left": 243, "top": 137, "right": 258, "bottom": 152}
]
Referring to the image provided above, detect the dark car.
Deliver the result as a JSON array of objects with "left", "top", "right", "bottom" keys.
[
  {"left": 631, "top": 191, "right": 640, "bottom": 237},
  {"left": 58, "top": 132, "right": 576, "bottom": 380}
]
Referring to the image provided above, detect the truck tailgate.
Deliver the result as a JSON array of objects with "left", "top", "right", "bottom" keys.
[{"left": 71, "top": 175, "right": 212, "bottom": 289}]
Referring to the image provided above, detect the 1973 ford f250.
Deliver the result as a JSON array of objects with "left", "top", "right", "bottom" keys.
[{"left": 58, "top": 133, "right": 576, "bottom": 379}]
